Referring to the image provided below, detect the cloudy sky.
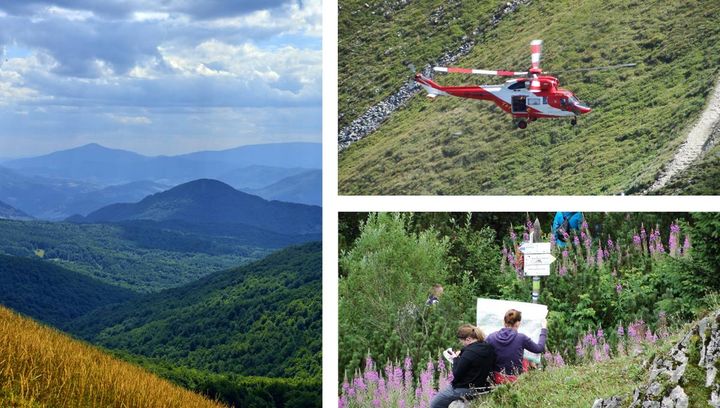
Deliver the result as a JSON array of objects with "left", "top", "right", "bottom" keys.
[{"left": 0, "top": 0, "right": 321, "bottom": 158}]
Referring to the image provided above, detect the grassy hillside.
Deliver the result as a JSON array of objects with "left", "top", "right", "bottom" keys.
[
  {"left": 338, "top": 0, "right": 508, "bottom": 128},
  {"left": 0, "top": 219, "right": 272, "bottom": 292},
  {"left": 338, "top": 0, "right": 720, "bottom": 195},
  {"left": 0, "top": 254, "right": 138, "bottom": 328},
  {"left": 653, "top": 141, "right": 720, "bottom": 195},
  {"left": 0, "top": 305, "right": 224, "bottom": 408},
  {"left": 68, "top": 242, "right": 322, "bottom": 380}
]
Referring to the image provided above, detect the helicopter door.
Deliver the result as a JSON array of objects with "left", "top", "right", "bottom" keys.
[{"left": 511, "top": 95, "right": 527, "bottom": 113}]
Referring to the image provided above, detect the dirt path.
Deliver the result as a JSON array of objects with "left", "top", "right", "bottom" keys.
[
  {"left": 338, "top": 0, "right": 532, "bottom": 152},
  {"left": 645, "top": 78, "right": 720, "bottom": 193}
]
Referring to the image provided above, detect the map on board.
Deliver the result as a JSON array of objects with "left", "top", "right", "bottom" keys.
[{"left": 476, "top": 298, "right": 548, "bottom": 363}]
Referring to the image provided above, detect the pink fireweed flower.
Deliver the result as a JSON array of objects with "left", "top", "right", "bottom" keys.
[
  {"left": 597, "top": 328, "right": 604, "bottom": 339},
  {"left": 339, "top": 396, "right": 347, "bottom": 408},
  {"left": 617, "top": 325, "right": 624, "bottom": 337},
  {"left": 510, "top": 230, "right": 517, "bottom": 243},
  {"left": 682, "top": 234, "right": 691, "bottom": 254},
  {"left": 607, "top": 238, "right": 614, "bottom": 253},
  {"left": 554, "top": 352, "right": 565, "bottom": 367},
  {"left": 573, "top": 235, "right": 581, "bottom": 248},
  {"left": 633, "top": 234, "right": 641, "bottom": 249},
  {"left": 597, "top": 244, "right": 604, "bottom": 266},
  {"left": 544, "top": 351, "right": 553, "bottom": 366},
  {"left": 354, "top": 376, "right": 367, "bottom": 392},
  {"left": 576, "top": 341, "right": 585, "bottom": 359},
  {"left": 582, "top": 219, "right": 589, "bottom": 230},
  {"left": 562, "top": 229, "right": 570, "bottom": 241},
  {"left": 562, "top": 249, "right": 569, "bottom": 259},
  {"left": 559, "top": 265, "right": 567, "bottom": 276},
  {"left": 616, "top": 283, "right": 622, "bottom": 293}
]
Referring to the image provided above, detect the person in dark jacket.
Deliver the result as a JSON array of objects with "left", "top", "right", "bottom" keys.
[
  {"left": 486, "top": 309, "right": 547, "bottom": 383},
  {"left": 430, "top": 324, "right": 496, "bottom": 408}
]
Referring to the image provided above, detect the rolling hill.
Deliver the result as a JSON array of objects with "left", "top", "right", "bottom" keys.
[
  {"left": 0, "top": 200, "right": 32, "bottom": 220},
  {"left": 0, "top": 254, "right": 139, "bottom": 327},
  {"left": 247, "top": 169, "right": 322, "bottom": 206},
  {"left": 0, "top": 165, "right": 170, "bottom": 219},
  {"left": 0, "top": 305, "right": 224, "bottom": 408},
  {"left": 338, "top": 0, "right": 720, "bottom": 195},
  {"left": 67, "top": 242, "right": 322, "bottom": 379},
  {"left": 0, "top": 219, "right": 279, "bottom": 293},
  {"left": 75, "top": 179, "right": 322, "bottom": 235}
]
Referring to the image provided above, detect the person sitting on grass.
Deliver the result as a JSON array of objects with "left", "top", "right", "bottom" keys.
[
  {"left": 430, "top": 324, "right": 496, "bottom": 408},
  {"left": 486, "top": 309, "right": 547, "bottom": 384}
]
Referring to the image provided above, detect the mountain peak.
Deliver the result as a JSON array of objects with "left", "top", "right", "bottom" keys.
[{"left": 78, "top": 178, "right": 321, "bottom": 235}]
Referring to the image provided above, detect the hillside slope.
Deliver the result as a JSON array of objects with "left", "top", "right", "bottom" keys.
[
  {"left": 0, "top": 254, "right": 138, "bottom": 328},
  {"left": 338, "top": 0, "right": 720, "bottom": 195},
  {"left": 67, "top": 242, "right": 322, "bottom": 379},
  {"left": 0, "top": 200, "right": 32, "bottom": 220},
  {"left": 0, "top": 305, "right": 224, "bottom": 408},
  {"left": 0, "top": 219, "right": 271, "bottom": 293}
]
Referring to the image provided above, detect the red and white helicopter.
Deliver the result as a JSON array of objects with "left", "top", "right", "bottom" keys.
[{"left": 414, "top": 40, "right": 635, "bottom": 129}]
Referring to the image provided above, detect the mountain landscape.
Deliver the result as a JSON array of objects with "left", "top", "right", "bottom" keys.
[
  {"left": 0, "top": 200, "right": 32, "bottom": 220},
  {"left": 0, "top": 142, "right": 322, "bottom": 407},
  {"left": 72, "top": 178, "right": 321, "bottom": 235},
  {"left": 338, "top": 0, "right": 720, "bottom": 195},
  {"left": 246, "top": 169, "right": 322, "bottom": 206},
  {"left": 1, "top": 142, "right": 322, "bottom": 219}
]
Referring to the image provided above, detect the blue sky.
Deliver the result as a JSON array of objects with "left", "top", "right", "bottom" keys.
[{"left": 0, "top": 0, "right": 321, "bottom": 157}]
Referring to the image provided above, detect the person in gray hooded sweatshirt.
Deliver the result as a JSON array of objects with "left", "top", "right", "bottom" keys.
[{"left": 486, "top": 309, "right": 547, "bottom": 384}]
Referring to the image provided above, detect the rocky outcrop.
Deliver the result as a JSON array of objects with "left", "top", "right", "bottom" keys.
[
  {"left": 338, "top": 0, "right": 533, "bottom": 152},
  {"left": 593, "top": 310, "right": 720, "bottom": 408}
]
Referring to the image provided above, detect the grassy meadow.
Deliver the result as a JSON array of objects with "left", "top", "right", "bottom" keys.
[
  {"left": 338, "top": 0, "right": 720, "bottom": 195},
  {"left": 0, "top": 305, "right": 225, "bottom": 408}
]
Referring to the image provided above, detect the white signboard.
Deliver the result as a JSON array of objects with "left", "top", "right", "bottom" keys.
[
  {"left": 524, "top": 263, "right": 551, "bottom": 276},
  {"left": 523, "top": 253, "right": 556, "bottom": 276},
  {"left": 519, "top": 242, "right": 551, "bottom": 254},
  {"left": 476, "top": 298, "right": 548, "bottom": 363}
]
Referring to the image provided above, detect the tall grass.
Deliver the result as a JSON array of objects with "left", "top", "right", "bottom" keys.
[{"left": 0, "top": 305, "right": 225, "bottom": 408}]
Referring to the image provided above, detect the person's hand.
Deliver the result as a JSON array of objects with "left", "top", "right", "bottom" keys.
[{"left": 541, "top": 319, "right": 547, "bottom": 329}]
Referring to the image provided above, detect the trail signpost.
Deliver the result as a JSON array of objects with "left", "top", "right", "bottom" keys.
[{"left": 521, "top": 219, "right": 555, "bottom": 303}]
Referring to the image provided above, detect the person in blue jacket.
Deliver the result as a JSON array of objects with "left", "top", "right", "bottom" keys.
[{"left": 551, "top": 212, "right": 583, "bottom": 248}]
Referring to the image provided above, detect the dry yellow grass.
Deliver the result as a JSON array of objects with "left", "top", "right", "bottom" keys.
[{"left": 0, "top": 305, "right": 226, "bottom": 408}]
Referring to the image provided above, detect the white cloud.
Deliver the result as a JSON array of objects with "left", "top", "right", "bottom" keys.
[
  {"left": 132, "top": 11, "right": 170, "bottom": 22},
  {"left": 107, "top": 113, "right": 152, "bottom": 125}
]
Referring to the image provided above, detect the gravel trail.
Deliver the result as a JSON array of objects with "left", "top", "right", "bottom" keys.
[{"left": 645, "top": 78, "right": 720, "bottom": 193}]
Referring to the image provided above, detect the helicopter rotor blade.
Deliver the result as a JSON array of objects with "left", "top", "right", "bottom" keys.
[
  {"left": 546, "top": 63, "right": 637, "bottom": 74},
  {"left": 433, "top": 66, "right": 527, "bottom": 76}
]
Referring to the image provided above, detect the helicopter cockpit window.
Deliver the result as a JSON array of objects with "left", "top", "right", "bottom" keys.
[
  {"left": 508, "top": 80, "right": 527, "bottom": 90},
  {"left": 560, "top": 97, "right": 567, "bottom": 106}
]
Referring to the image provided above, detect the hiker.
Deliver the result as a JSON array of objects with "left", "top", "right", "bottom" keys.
[
  {"left": 552, "top": 212, "right": 583, "bottom": 248},
  {"left": 486, "top": 309, "right": 547, "bottom": 384},
  {"left": 426, "top": 284, "right": 444, "bottom": 306},
  {"left": 430, "top": 324, "right": 496, "bottom": 408}
]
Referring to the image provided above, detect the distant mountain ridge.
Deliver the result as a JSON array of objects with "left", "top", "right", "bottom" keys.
[
  {"left": 4, "top": 142, "right": 321, "bottom": 186},
  {"left": 246, "top": 169, "right": 322, "bottom": 206},
  {"left": 73, "top": 179, "right": 321, "bottom": 235},
  {"left": 0, "top": 200, "right": 33, "bottom": 220}
]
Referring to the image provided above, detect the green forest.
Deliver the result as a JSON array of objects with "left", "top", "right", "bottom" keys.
[
  {"left": 0, "top": 218, "right": 322, "bottom": 407},
  {"left": 0, "top": 219, "right": 274, "bottom": 292},
  {"left": 338, "top": 212, "right": 720, "bottom": 392}
]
